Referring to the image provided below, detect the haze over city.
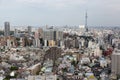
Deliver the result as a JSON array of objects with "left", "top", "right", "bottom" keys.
[{"left": 0, "top": 0, "right": 120, "bottom": 26}]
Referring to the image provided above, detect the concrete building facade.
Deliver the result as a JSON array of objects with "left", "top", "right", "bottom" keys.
[
  {"left": 4, "top": 22, "right": 10, "bottom": 36},
  {"left": 111, "top": 49, "right": 120, "bottom": 75}
]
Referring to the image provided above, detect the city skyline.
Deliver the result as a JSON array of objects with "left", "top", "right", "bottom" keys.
[
  {"left": 0, "top": 0, "right": 120, "bottom": 26},
  {"left": 0, "top": 2, "right": 120, "bottom": 79}
]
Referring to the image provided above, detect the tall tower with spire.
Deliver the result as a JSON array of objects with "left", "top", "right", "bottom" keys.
[{"left": 85, "top": 11, "right": 88, "bottom": 32}]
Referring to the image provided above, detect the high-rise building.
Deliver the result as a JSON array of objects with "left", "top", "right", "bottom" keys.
[
  {"left": 43, "top": 28, "right": 63, "bottom": 47},
  {"left": 43, "top": 29, "right": 63, "bottom": 41},
  {"left": 43, "top": 30, "right": 54, "bottom": 40},
  {"left": 14, "top": 29, "right": 19, "bottom": 37},
  {"left": 34, "top": 30, "right": 40, "bottom": 47},
  {"left": 38, "top": 28, "right": 43, "bottom": 38},
  {"left": 111, "top": 49, "right": 120, "bottom": 75},
  {"left": 28, "top": 26, "right": 32, "bottom": 35},
  {"left": 4, "top": 22, "right": 10, "bottom": 36},
  {"left": 107, "top": 34, "right": 114, "bottom": 45}
]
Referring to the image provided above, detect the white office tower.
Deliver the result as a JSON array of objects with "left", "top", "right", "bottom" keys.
[
  {"left": 88, "top": 40, "right": 93, "bottom": 48},
  {"left": 90, "top": 43, "right": 102, "bottom": 57},
  {"left": 7, "top": 39, "right": 11, "bottom": 48},
  {"left": 111, "top": 49, "right": 120, "bottom": 75},
  {"left": 20, "top": 37, "right": 23, "bottom": 47},
  {"left": 44, "top": 39, "right": 47, "bottom": 47},
  {"left": 80, "top": 38, "right": 85, "bottom": 47},
  {"left": 34, "top": 31, "right": 40, "bottom": 47},
  {"left": 60, "top": 41, "right": 64, "bottom": 48},
  {"left": 35, "top": 38, "right": 40, "bottom": 47},
  {"left": 94, "top": 44, "right": 102, "bottom": 57},
  {"left": 14, "top": 29, "right": 19, "bottom": 37}
]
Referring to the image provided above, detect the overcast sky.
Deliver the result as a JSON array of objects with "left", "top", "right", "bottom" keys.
[{"left": 0, "top": 0, "right": 120, "bottom": 26}]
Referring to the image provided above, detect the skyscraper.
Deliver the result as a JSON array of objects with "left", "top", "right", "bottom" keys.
[
  {"left": 28, "top": 26, "right": 32, "bottom": 35},
  {"left": 43, "top": 29, "right": 63, "bottom": 41},
  {"left": 43, "top": 28, "right": 63, "bottom": 47},
  {"left": 4, "top": 22, "right": 10, "bottom": 36},
  {"left": 34, "top": 30, "right": 40, "bottom": 47}
]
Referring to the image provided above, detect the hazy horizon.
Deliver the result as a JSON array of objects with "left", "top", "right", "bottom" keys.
[{"left": 0, "top": 0, "right": 120, "bottom": 26}]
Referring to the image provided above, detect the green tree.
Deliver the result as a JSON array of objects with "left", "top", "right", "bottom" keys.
[{"left": 10, "top": 66, "right": 18, "bottom": 71}]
